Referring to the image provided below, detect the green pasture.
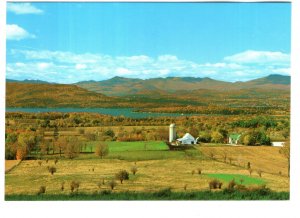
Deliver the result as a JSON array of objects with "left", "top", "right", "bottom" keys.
[
  {"left": 82, "top": 141, "right": 168, "bottom": 153},
  {"left": 77, "top": 141, "right": 201, "bottom": 161},
  {"left": 206, "top": 173, "right": 266, "bottom": 185}
]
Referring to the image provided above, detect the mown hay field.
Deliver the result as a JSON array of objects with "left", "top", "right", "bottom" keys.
[
  {"left": 5, "top": 142, "right": 289, "bottom": 196},
  {"left": 198, "top": 145, "right": 288, "bottom": 176}
]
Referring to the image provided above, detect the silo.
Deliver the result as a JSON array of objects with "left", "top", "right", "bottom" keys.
[{"left": 169, "top": 123, "right": 176, "bottom": 142}]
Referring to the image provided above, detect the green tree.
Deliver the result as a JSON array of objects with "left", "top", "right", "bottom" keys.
[{"left": 115, "top": 170, "right": 129, "bottom": 184}]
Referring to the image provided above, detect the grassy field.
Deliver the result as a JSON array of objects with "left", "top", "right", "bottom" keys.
[
  {"left": 5, "top": 141, "right": 289, "bottom": 199},
  {"left": 206, "top": 173, "right": 265, "bottom": 185},
  {"left": 5, "top": 160, "right": 21, "bottom": 173},
  {"left": 197, "top": 145, "right": 289, "bottom": 177}
]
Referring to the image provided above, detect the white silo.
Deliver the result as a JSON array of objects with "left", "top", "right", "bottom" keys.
[{"left": 169, "top": 123, "right": 176, "bottom": 142}]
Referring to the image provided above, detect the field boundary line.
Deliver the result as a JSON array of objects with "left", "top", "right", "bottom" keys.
[{"left": 5, "top": 160, "right": 22, "bottom": 174}]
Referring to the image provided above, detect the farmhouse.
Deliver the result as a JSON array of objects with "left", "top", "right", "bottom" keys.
[
  {"left": 228, "top": 134, "right": 241, "bottom": 145},
  {"left": 271, "top": 141, "right": 285, "bottom": 147}
]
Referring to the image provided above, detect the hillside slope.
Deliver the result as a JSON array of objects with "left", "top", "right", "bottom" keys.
[{"left": 6, "top": 83, "right": 120, "bottom": 108}]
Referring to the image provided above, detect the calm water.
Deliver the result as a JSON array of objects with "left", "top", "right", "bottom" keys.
[{"left": 6, "top": 107, "right": 195, "bottom": 118}]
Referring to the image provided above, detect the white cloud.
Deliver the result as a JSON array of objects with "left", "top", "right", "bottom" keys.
[
  {"left": 7, "top": 49, "right": 290, "bottom": 83},
  {"left": 7, "top": 3, "right": 43, "bottom": 15},
  {"left": 37, "top": 62, "right": 52, "bottom": 70},
  {"left": 75, "top": 64, "right": 87, "bottom": 70},
  {"left": 224, "top": 50, "right": 290, "bottom": 64},
  {"left": 6, "top": 24, "right": 35, "bottom": 40}
]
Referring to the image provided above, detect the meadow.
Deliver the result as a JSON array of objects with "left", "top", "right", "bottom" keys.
[{"left": 5, "top": 140, "right": 289, "bottom": 200}]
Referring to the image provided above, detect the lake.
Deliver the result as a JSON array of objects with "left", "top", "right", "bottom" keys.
[{"left": 6, "top": 107, "right": 195, "bottom": 119}]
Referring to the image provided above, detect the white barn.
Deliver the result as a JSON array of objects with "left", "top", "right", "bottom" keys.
[
  {"left": 176, "top": 133, "right": 197, "bottom": 145},
  {"left": 271, "top": 142, "right": 285, "bottom": 147}
]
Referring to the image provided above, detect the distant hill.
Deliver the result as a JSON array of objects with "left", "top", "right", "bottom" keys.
[
  {"left": 6, "top": 79, "right": 54, "bottom": 84},
  {"left": 241, "top": 74, "right": 291, "bottom": 85},
  {"left": 76, "top": 74, "right": 290, "bottom": 96},
  {"left": 6, "top": 83, "right": 120, "bottom": 108}
]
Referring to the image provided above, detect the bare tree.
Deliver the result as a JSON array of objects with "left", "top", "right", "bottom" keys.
[
  {"left": 95, "top": 143, "right": 109, "bottom": 159},
  {"left": 130, "top": 166, "right": 138, "bottom": 175}
]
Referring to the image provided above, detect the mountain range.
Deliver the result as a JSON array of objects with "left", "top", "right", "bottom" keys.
[
  {"left": 76, "top": 74, "right": 290, "bottom": 96},
  {"left": 6, "top": 74, "right": 290, "bottom": 97}
]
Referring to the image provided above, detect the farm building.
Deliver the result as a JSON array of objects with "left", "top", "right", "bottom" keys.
[
  {"left": 176, "top": 133, "right": 197, "bottom": 145},
  {"left": 228, "top": 134, "right": 241, "bottom": 145},
  {"left": 271, "top": 142, "right": 285, "bottom": 147},
  {"left": 168, "top": 124, "right": 197, "bottom": 145},
  {"left": 169, "top": 123, "right": 176, "bottom": 142}
]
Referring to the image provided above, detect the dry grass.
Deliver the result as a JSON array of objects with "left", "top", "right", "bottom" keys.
[
  {"left": 198, "top": 145, "right": 288, "bottom": 177},
  {"left": 5, "top": 160, "right": 21, "bottom": 173},
  {"left": 5, "top": 156, "right": 289, "bottom": 195}
]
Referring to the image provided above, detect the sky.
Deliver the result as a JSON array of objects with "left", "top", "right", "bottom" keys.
[{"left": 6, "top": 2, "right": 291, "bottom": 83}]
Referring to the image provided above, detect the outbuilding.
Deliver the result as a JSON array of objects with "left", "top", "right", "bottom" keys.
[
  {"left": 228, "top": 134, "right": 241, "bottom": 145},
  {"left": 271, "top": 142, "right": 285, "bottom": 147},
  {"left": 177, "top": 133, "right": 197, "bottom": 145}
]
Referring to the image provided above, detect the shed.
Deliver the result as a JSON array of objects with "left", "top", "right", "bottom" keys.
[
  {"left": 229, "top": 134, "right": 241, "bottom": 145},
  {"left": 271, "top": 142, "right": 285, "bottom": 147}
]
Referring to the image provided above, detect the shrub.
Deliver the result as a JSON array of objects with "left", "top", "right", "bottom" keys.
[
  {"left": 37, "top": 186, "right": 46, "bottom": 195},
  {"left": 64, "top": 137, "right": 80, "bottom": 159},
  {"left": 130, "top": 166, "right": 138, "bottom": 175},
  {"left": 61, "top": 181, "right": 65, "bottom": 191},
  {"left": 197, "top": 168, "right": 202, "bottom": 175},
  {"left": 209, "top": 179, "right": 222, "bottom": 190},
  {"left": 97, "top": 181, "right": 102, "bottom": 190},
  {"left": 115, "top": 170, "right": 129, "bottom": 184},
  {"left": 95, "top": 143, "right": 109, "bottom": 159},
  {"left": 70, "top": 181, "right": 80, "bottom": 193},
  {"left": 235, "top": 184, "right": 247, "bottom": 192},
  {"left": 228, "top": 179, "right": 236, "bottom": 190},
  {"left": 38, "top": 160, "right": 42, "bottom": 166},
  {"left": 48, "top": 166, "right": 57, "bottom": 175},
  {"left": 154, "top": 188, "right": 172, "bottom": 197},
  {"left": 100, "top": 190, "right": 111, "bottom": 195},
  {"left": 184, "top": 184, "right": 187, "bottom": 191},
  {"left": 108, "top": 180, "right": 116, "bottom": 190},
  {"left": 257, "top": 170, "right": 263, "bottom": 178}
]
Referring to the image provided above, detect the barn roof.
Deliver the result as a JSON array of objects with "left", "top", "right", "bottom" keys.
[
  {"left": 177, "top": 133, "right": 195, "bottom": 141},
  {"left": 229, "top": 133, "right": 241, "bottom": 140}
]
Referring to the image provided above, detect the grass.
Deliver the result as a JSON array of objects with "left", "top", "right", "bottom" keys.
[
  {"left": 78, "top": 141, "right": 199, "bottom": 161},
  {"left": 5, "top": 141, "right": 289, "bottom": 198},
  {"left": 83, "top": 141, "right": 168, "bottom": 153},
  {"left": 5, "top": 189, "right": 289, "bottom": 201},
  {"left": 197, "top": 145, "right": 288, "bottom": 177},
  {"left": 206, "top": 173, "right": 266, "bottom": 185},
  {"left": 5, "top": 160, "right": 21, "bottom": 172}
]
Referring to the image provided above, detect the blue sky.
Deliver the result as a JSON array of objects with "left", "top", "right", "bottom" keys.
[{"left": 6, "top": 2, "right": 291, "bottom": 83}]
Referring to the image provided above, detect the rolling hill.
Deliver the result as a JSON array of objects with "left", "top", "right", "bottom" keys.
[
  {"left": 6, "top": 83, "right": 120, "bottom": 108},
  {"left": 5, "top": 74, "right": 290, "bottom": 109}
]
